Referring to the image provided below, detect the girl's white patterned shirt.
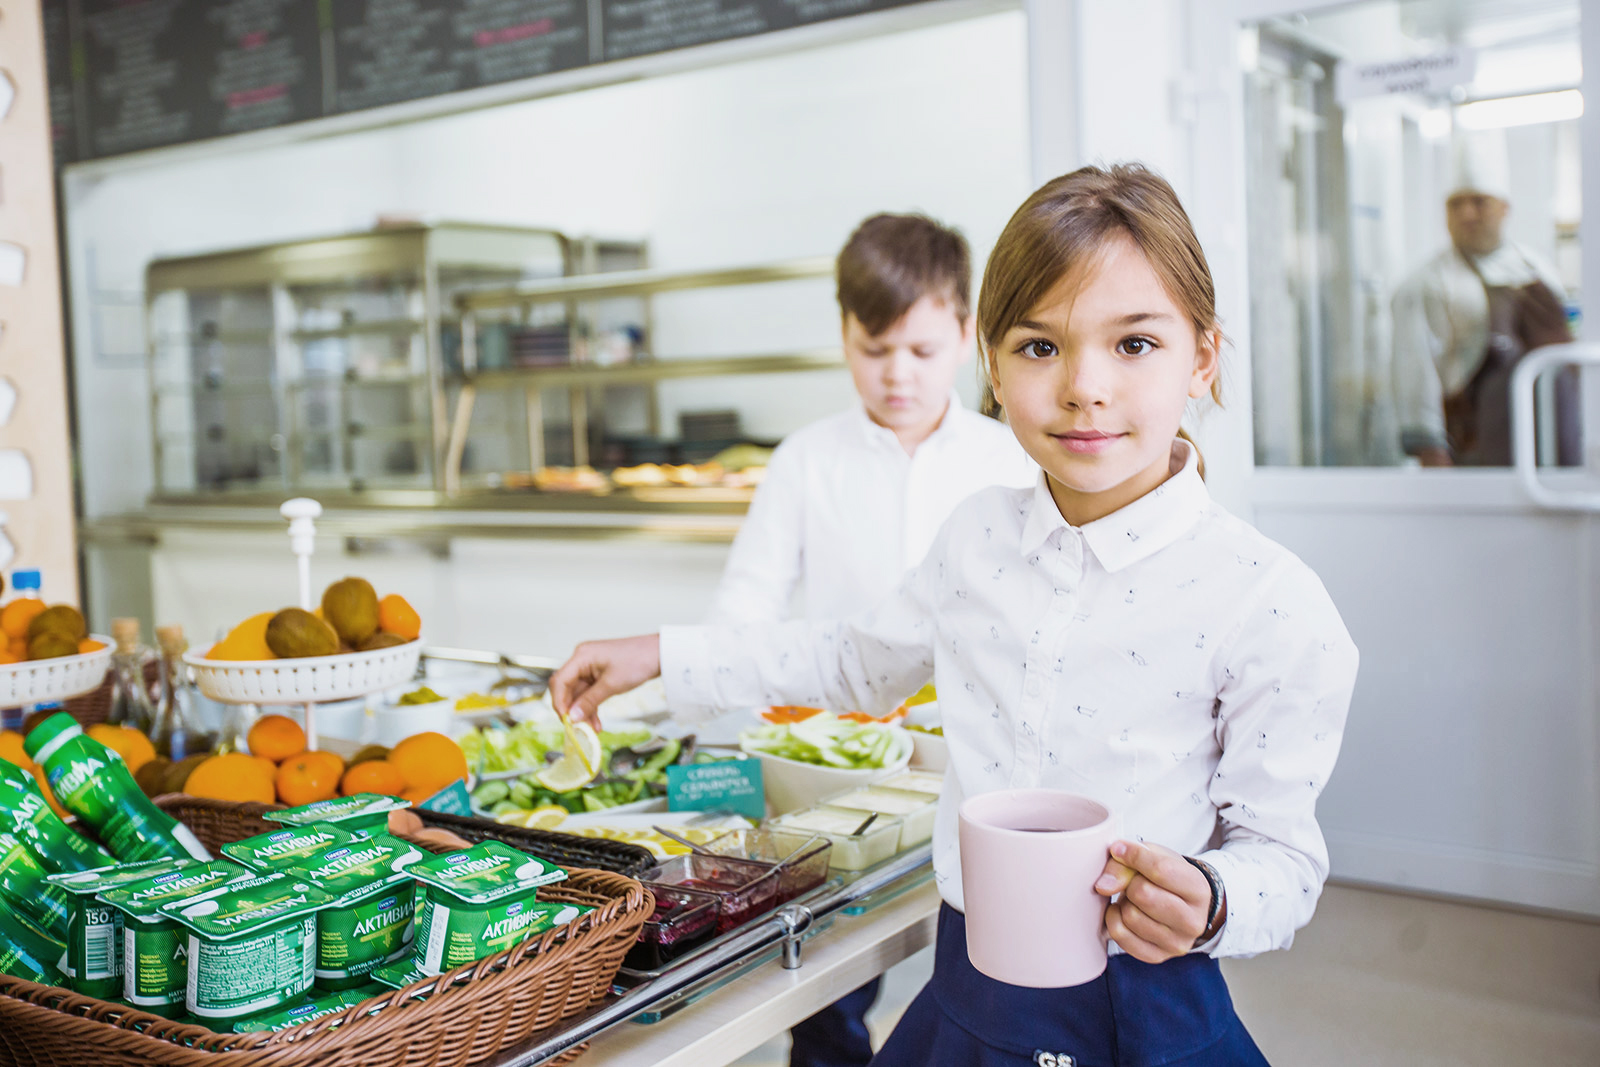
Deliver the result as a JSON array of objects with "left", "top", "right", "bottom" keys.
[{"left": 661, "top": 440, "right": 1358, "bottom": 959}]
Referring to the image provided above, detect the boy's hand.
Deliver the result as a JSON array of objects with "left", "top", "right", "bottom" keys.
[
  {"left": 1094, "top": 840, "right": 1216, "bottom": 963},
  {"left": 549, "top": 634, "right": 661, "bottom": 730}
]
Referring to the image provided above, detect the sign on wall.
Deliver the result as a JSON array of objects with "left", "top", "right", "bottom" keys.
[
  {"left": 44, "top": 0, "right": 938, "bottom": 163},
  {"left": 1334, "top": 46, "right": 1477, "bottom": 105}
]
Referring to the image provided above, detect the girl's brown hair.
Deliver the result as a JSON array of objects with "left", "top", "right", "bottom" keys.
[{"left": 977, "top": 163, "right": 1224, "bottom": 408}]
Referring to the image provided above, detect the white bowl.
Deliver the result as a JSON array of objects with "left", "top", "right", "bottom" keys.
[
  {"left": 740, "top": 731, "right": 914, "bottom": 815},
  {"left": 184, "top": 639, "right": 422, "bottom": 704},
  {"left": 372, "top": 697, "right": 455, "bottom": 747},
  {"left": 909, "top": 730, "right": 948, "bottom": 772},
  {"left": 0, "top": 636, "right": 112, "bottom": 704}
]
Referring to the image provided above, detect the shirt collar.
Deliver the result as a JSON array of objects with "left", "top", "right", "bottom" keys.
[
  {"left": 1018, "top": 438, "right": 1211, "bottom": 571},
  {"left": 854, "top": 391, "right": 966, "bottom": 450}
]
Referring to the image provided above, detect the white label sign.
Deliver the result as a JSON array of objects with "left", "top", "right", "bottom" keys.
[{"left": 1335, "top": 47, "right": 1476, "bottom": 105}]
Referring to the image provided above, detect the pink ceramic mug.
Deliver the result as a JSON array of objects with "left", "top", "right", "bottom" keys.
[{"left": 958, "top": 789, "right": 1119, "bottom": 988}]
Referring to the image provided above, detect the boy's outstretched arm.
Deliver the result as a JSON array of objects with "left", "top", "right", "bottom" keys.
[{"left": 550, "top": 634, "right": 661, "bottom": 729}]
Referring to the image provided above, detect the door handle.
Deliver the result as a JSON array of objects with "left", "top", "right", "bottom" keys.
[{"left": 1512, "top": 342, "right": 1599, "bottom": 511}]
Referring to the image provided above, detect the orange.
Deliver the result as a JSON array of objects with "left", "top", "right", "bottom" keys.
[
  {"left": 0, "top": 599, "right": 46, "bottom": 641},
  {"left": 33, "top": 767, "right": 69, "bottom": 819},
  {"left": 302, "top": 749, "right": 345, "bottom": 782},
  {"left": 78, "top": 639, "right": 106, "bottom": 654},
  {"left": 0, "top": 651, "right": 19, "bottom": 665},
  {"left": 0, "top": 730, "right": 32, "bottom": 771},
  {"left": 247, "top": 715, "right": 306, "bottom": 762},
  {"left": 206, "top": 612, "right": 277, "bottom": 661},
  {"left": 400, "top": 785, "right": 440, "bottom": 805},
  {"left": 275, "top": 754, "right": 341, "bottom": 807},
  {"left": 340, "top": 759, "right": 407, "bottom": 798},
  {"left": 387, "top": 732, "right": 467, "bottom": 795},
  {"left": 185, "top": 753, "right": 276, "bottom": 804},
  {"left": 87, "top": 724, "right": 157, "bottom": 774},
  {"left": 377, "top": 595, "right": 422, "bottom": 642}
]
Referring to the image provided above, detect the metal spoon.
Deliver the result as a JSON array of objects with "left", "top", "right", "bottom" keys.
[{"left": 850, "top": 812, "right": 879, "bottom": 836}]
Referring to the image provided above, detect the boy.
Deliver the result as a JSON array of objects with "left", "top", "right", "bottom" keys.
[{"left": 709, "top": 214, "right": 1035, "bottom": 1067}]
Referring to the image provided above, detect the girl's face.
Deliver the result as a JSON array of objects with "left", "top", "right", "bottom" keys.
[{"left": 990, "top": 234, "right": 1219, "bottom": 526}]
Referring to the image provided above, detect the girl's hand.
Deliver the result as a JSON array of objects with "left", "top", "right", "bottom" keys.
[
  {"left": 1094, "top": 840, "right": 1215, "bottom": 963},
  {"left": 549, "top": 634, "right": 662, "bottom": 730}
]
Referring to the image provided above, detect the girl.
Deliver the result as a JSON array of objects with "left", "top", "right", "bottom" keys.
[{"left": 551, "top": 164, "right": 1357, "bottom": 1066}]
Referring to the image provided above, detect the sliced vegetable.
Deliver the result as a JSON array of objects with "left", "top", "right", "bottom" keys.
[{"left": 740, "top": 712, "right": 904, "bottom": 769}]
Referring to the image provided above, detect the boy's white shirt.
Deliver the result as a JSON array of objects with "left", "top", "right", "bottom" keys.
[
  {"left": 664, "top": 440, "right": 1358, "bottom": 959},
  {"left": 707, "top": 393, "right": 1038, "bottom": 624}
]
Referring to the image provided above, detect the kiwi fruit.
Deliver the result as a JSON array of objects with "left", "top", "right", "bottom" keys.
[
  {"left": 321, "top": 577, "right": 380, "bottom": 647},
  {"left": 27, "top": 605, "right": 86, "bottom": 643},
  {"left": 264, "top": 608, "right": 340, "bottom": 659},
  {"left": 164, "top": 753, "right": 209, "bottom": 796},
  {"left": 135, "top": 757, "right": 172, "bottom": 798},
  {"left": 348, "top": 744, "right": 390, "bottom": 766},
  {"left": 27, "top": 631, "right": 80, "bottom": 660},
  {"left": 356, "top": 631, "right": 407, "bottom": 652}
]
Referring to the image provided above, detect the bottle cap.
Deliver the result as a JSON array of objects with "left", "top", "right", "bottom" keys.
[
  {"left": 111, "top": 617, "right": 141, "bottom": 652},
  {"left": 155, "top": 624, "right": 187, "bottom": 656},
  {"left": 11, "top": 569, "right": 40, "bottom": 592},
  {"left": 22, "top": 712, "right": 81, "bottom": 761}
]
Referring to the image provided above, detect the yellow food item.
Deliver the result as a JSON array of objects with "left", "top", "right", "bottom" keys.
[
  {"left": 26, "top": 604, "right": 85, "bottom": 642},
  {"left": 184, "top": 753, "right": 276, "bottom": 804},
  {"left": 275, "top": 754, "right": 342, "bottom": 806},
  {"left": 387, "top": 732, "right": 468, "bottom": 796},
  {"left": 0, "top": 730, "right": 32, "bottom": 771},
  {"left": 264, "top": 608, "right": 339, "bottom": 659},
  {"left": 377, "top": 594, "right": 421, "bottom": 642},
  {"left": 87, "top": 724, "right": 157, "bottom": 774},
  {"left": 247, "top": 714, "right": 306, "bottom": 762},
  {"left": 0, "top": 651, "right": 19, "bottom": 665},
  {"left": 340, "top": 759, "right": 406, "bottom": 797},
  {"left": 27, "top": 631, "right": 80, "bottom": 661},
  {"left": 0, "top": 599, "right": 46, "bottom": 641},
  {"left": 321, "top": 577, "right": 380, "bottom": 647},
  {"left": 77, "top": 638, "right": 106, "bottom": 655},
  {"left": 206, "top": 612, "right": 277, "bottom": 661}
]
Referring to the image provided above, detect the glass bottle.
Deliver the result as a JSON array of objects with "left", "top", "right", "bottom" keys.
[
  {"left": 106, "top": 618, "right": 157, "bottom": 735},
  {"left": 150, "top": 624, "right": 215, "bottom": 760}
]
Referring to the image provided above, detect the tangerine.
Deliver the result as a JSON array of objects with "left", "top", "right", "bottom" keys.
[
  {"left": 302, "top": 748, "right": 345, "bottom": 783},
  {"left": 247, "top": 715, "right": 306, "bottom": 762},
  {"left": 206, "top": 612, "right": 277, "bottom": 661},
  {"left": 377, "top": 595, "right": 422, "bottom": 642},
  {"left": 185, "top": 753, "right": 276, "bottom": 804},
  {"left": 33, "top": 767, "right": 69, "bottom": 819},
  {"left": 340, "top": 759, "right": 407, "bottom": 798},
  {"left": 275, "top": 754, "right": 341, "bottom": 806},
  {"left": 0, "top": 730, "right": 32, "bottom": 771},
  {"left": 0, "top": 651, "right": 19, "bottom": 665},
  {"left": 87, "top": 724, "right": 157, "bottom": 774},
  {"left": 0, "top": 599, "right": 46, "bottom": 641},
  {"left": 78, "top": 639, "right": 106, "bottom": 654},
  {"left": 387, "top": 732, "right": 467, "bottom": 795}
]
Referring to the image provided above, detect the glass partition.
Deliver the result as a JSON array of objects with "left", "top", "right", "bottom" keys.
[{"left": 1243, "top": 0, "right": 1581, "bottom": 467}]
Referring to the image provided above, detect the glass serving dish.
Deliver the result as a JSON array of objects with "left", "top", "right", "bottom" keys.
[
  {"left": 625, "top": 883, "right": 721, "bottom": 970},
  {"left": 701, "top": 829, "right": 832, "bottom": 903},
  {"left": 642, "top": 853, "right": 781, "bottom": 934},
  {"left": 768, "top": 806, "right": 904, "bottom": 871},
  {"left": 821, "top": 786, "right": 938, "bottom": 850},
  {"left": 880, "top": 769, "right": 944, "bottom": 798}
]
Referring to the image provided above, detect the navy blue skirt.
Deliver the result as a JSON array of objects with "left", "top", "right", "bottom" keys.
[{"left": 868, "top": 905, "right": 1269, "bottom": 1067}]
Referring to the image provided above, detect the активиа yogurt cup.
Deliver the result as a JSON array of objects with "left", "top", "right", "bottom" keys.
[
  {"left": 221, "top": 823, "right": 369, "bottom": 872},
  {"left": 161, "top": 869, "right": 336, "bottom": 1023},
  {"left": 280, "top": 832, "right": 426, "bottom": 990},
  {"left": 263, "top": 794, "right": 413, "bottom": 837},
  {"left": 45, "top": 857, "right": 192, "bottom": 998}
]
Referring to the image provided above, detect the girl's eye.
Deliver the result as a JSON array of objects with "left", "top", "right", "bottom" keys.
[
  {"left": 1118, "top": 336, "right": 1157, "bottom": 356},
  {"left": 1018, "top": 339, "right": 1056, "bottom": 359}
]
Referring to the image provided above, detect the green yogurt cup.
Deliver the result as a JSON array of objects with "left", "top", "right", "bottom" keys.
[
  {"left": 221, "top": 824, "right": 368, "bottom": 871},
  {"left": 46, "top": 857, "right": 192, "bottom": 998},
  {"left": 263, "top": 794, "right": 413, "bottom": 836},
  {"left": 280, "top": 832, "right": 426, "bottom": 990},
  {"left": 161, "top": 869, "right": 336, "bottom": 1023},
  {"left": 403, "top": 841, "right": 578, "bottom": 975},
  {"left": 98, "top": 860, "right": 251, "bottom": 1017},
  {"left": 230, "top": 984, "right": 381, "bottom": 1033}
]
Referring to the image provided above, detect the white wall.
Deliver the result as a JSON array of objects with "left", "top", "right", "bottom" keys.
[{"left": 64, "top": 10, "right": 1032, "bottom": 519}]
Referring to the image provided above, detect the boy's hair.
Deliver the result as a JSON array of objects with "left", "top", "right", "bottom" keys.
[
  {"left": 976, "top": 164, "right": 1224, "bottom": 407},
  {"left": 836, "top": 214, "right": 972, "bottom": 336}
]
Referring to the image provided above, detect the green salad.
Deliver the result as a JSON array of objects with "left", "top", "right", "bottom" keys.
[
  {"left": 462, "top": 723, "right": 686, "bottom": 815},
  {"left": 740, "top": 713, "right": 904, "bottom": 768}
]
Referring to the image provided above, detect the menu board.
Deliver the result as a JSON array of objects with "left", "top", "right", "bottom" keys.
[{"left": 45, "top": 0, "right": 937, "bottom": 163}]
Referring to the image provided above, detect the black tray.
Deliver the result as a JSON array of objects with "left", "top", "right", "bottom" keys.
[{"left": 415, "top": 808, "right": 657, "bottom": 878}]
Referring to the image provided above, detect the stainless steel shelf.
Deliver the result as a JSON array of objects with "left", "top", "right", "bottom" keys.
[
  {"left": 289, "top": 319, "right": 428, "bottom": 341},
  {"left": 457, "top": 256, "right": 834, "bottom": 309},
  {"left": 462, "top": 350, "right": 844, "bottom": 389}
]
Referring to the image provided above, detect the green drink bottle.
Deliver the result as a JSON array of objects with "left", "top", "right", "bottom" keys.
[
  {"left": 24, "top": 714, "right": 211, "bottom": 864},
  {"left": 0, "top": 828, "right": 75, "bottom": 941},
  {"left": 0, "top": 757, "right": 115, "bottom": 872},
  {"left": 0, "top": 908, "right": 67, "bottom": 985}
]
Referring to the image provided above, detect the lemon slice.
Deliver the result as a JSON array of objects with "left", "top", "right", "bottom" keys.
[{"left": 536, "top": 721, "right": 603, "bottom": 792}]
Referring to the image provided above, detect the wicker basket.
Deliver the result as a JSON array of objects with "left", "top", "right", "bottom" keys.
[{"left": 0, "top": 796, "right": 651, "bottom": 1067}]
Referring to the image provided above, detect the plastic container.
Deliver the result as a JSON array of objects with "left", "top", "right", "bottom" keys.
[
  {"left": 264, "top": 793, "right": 412, "bottom": 836},
  {"left": 45, "top": 857, "right": 193, "bottom": 999},
  {"left": 623, "top": 883, "right": 720, "bottom": 970},
  {"left": 769, "top": 806, "right": 903, "bottom": 871},
  {"left": 880, "top": 769, "right": 944, "bottom": 797},
  {"left": 0, "top": 828, "right": 75, "bottom": 941},
  {"left": 820, "top": 786, "right": 937, "bottom": 850},
  {"left": 0, "top": 755, "right": 115, "bottom": 872},
  {"left": 740, "top": 731, "right": 913, "bottom": 814},
  {"left": 701, "top": 828, "right": 832, "bottom": 903},
  {"left": 403, "top": 840, "right": 576, "bottom": 975},
  {"left": 0, "top": 907, "right": 66, "bottom": 985},
  {"left": 642, "top": 853, "right": 780, "bottom": 934},
  {"left": 24, "top": 712, "right": 212, "bottom": 863}
]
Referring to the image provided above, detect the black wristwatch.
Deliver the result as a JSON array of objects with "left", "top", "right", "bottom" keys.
[{"left": 1183, "top": 856, "right": 1226, "bottom": 947}]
